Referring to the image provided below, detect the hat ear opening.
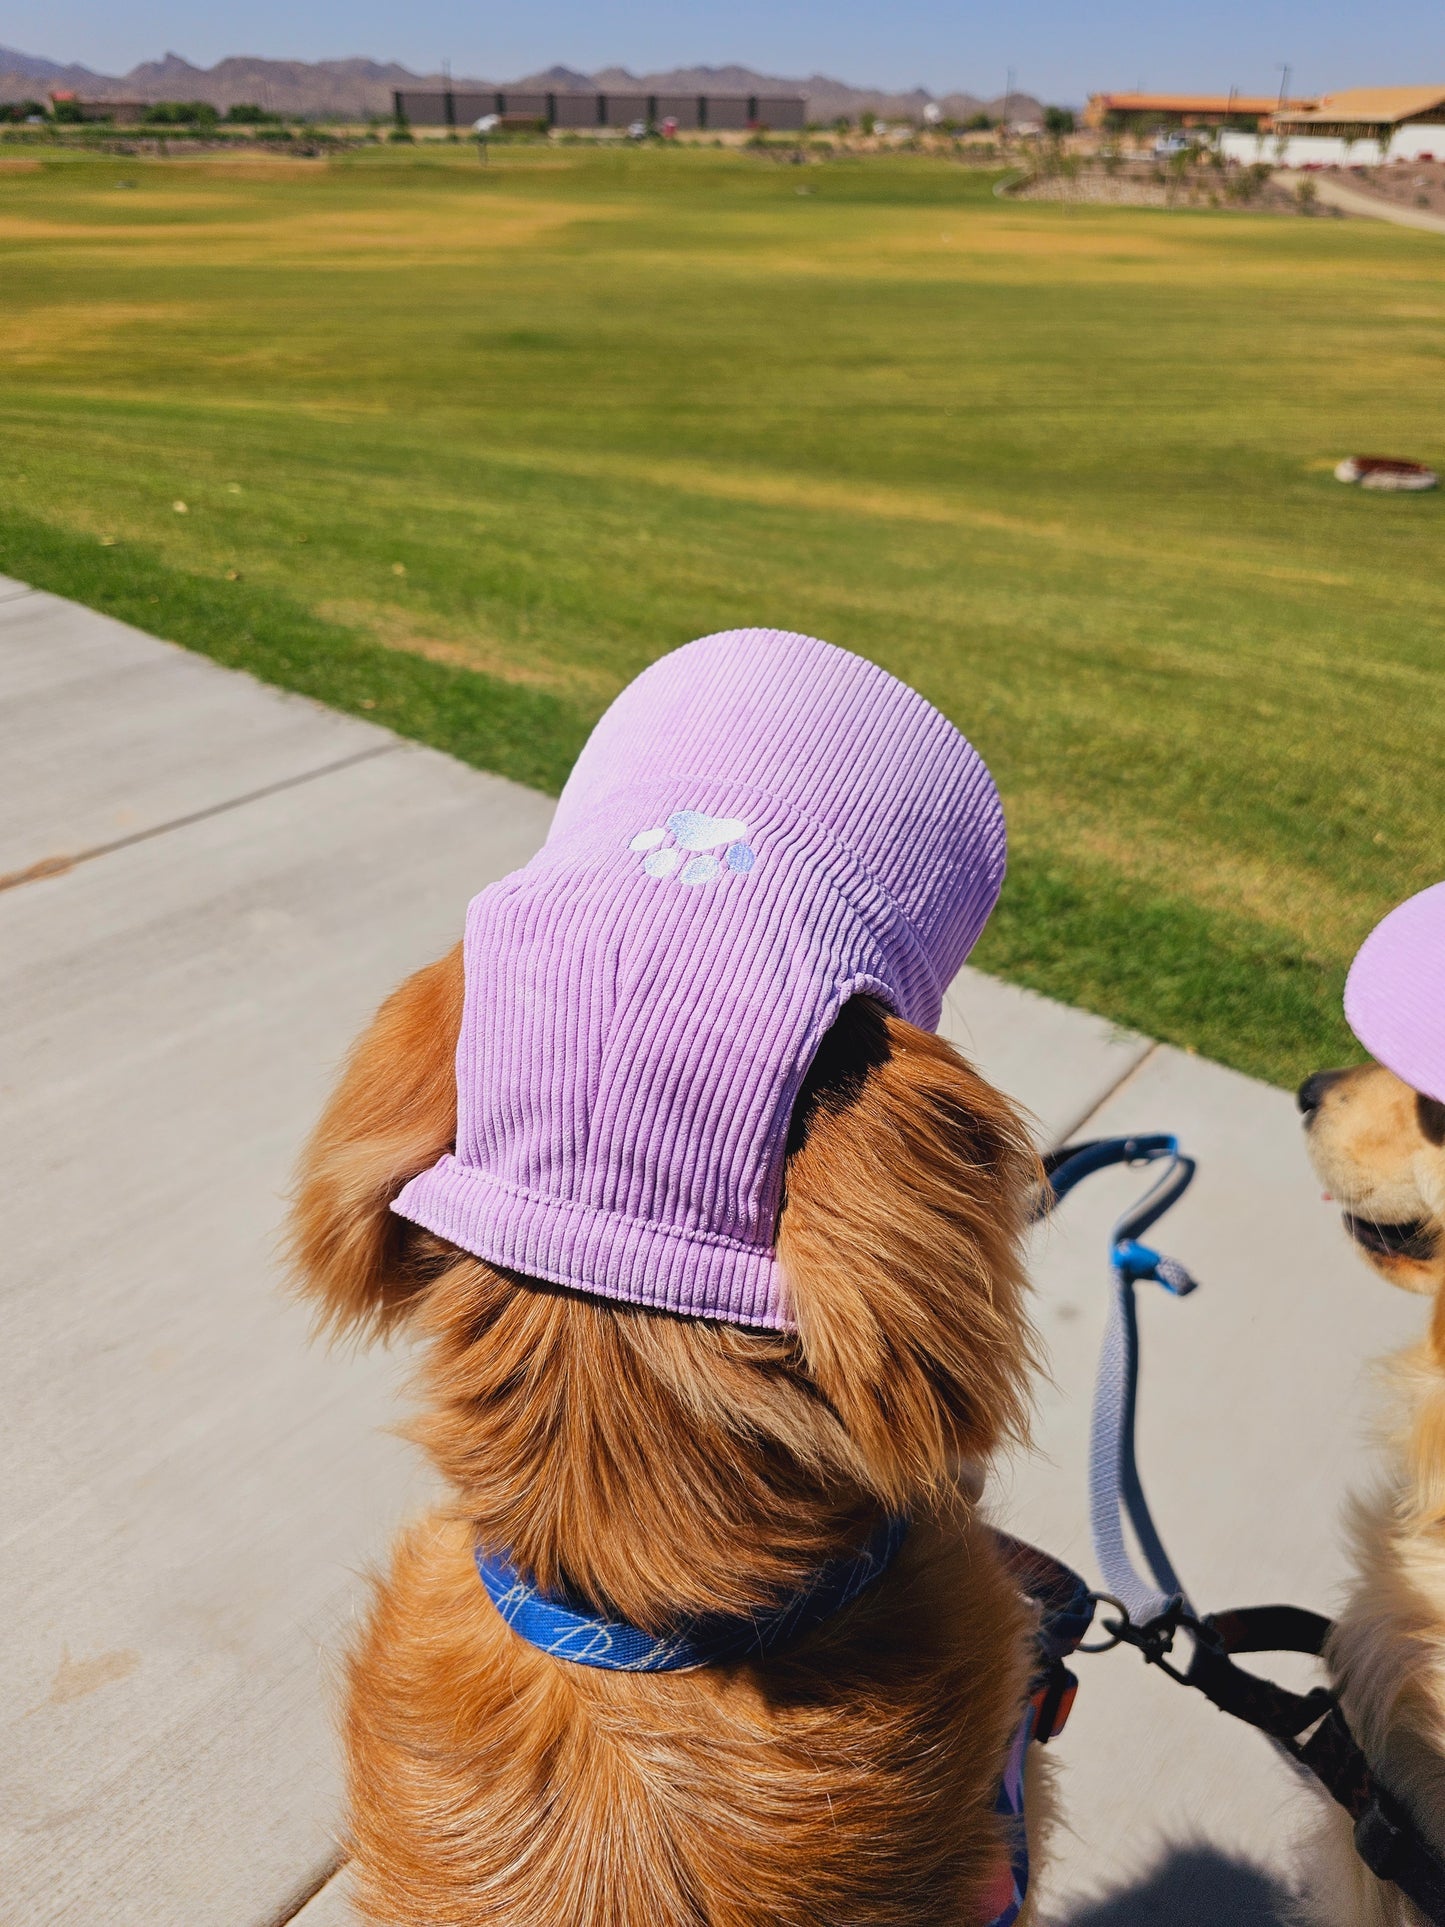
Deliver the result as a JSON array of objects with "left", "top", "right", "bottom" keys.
[
  {"left": 287, "top": 944, "right": 464, "bottom": 1341},
  {"left": 784, "top": 993, "right": 894, "bottom": 1161},
  {"left": 778, "top": 1002, "right": 1039, "bottom": 1510}
]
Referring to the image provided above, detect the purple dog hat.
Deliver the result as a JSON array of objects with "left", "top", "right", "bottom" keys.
[
  {"left": 1344, "top": 880, "right": 1445, "bottom": 1105},
  {"left": 392, "top": 628, "right": 1005, "bottom": 1329}
]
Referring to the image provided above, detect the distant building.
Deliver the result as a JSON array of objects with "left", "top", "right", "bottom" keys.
[
  {"left": 1221, "top": 85, "right": 1445, "bottom": 165},
  {"left": 48, "top": 92, "right": 147, "bottom": 123},
  {"left": 1083, "top": 92, "right": 1312, "bottom": 134},
  {"left": 393, "top": 88, "right": 807, "bottom": 133}
]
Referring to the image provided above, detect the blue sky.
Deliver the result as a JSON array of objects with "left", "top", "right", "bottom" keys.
[{"left": 11, "top": 0, "right": 1444, "bottom": 103}]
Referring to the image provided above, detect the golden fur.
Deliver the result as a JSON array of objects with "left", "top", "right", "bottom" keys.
[
  {"left": 1299, "top": 1064, "right": 1445, "bottom": 1926},
  {"left": 289, "top": 946, "right": 1049, "bottom": 1925}
]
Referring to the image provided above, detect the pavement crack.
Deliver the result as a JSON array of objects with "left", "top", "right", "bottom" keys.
[{"left": 0, "top": 741, "right": 400, "bottom": 894}]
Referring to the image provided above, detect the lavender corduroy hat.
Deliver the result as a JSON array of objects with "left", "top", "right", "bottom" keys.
[
  {"left": 392, "top": 628, "right": 1006, "bottom": 1329},
  {"left": 1344, "top": 881, "right": 1445, "bottom": 1105}
]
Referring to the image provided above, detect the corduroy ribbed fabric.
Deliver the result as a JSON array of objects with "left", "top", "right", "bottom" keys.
[
  {"left": 392, "top": 629, "right": 1006, "bottom": 1328},
  {"left": 1344, "top": 880, "right": 1445, "bottom": 1105}
]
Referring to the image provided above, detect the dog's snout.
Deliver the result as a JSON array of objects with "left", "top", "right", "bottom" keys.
[{"left": 1297, "top": 1070, "right": 1345, "bottom": 1117}]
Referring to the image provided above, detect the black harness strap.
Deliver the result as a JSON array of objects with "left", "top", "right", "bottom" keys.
[
  {"left": 1103, "top": 1600, "right": 1445, "bottom": 1925},
  {"left": 1183, "top": 1607, "right": 1335, "bottom": 1739},
  {"left": 1300, "top": 1708, "right": 1445, "bottom": 1918}
]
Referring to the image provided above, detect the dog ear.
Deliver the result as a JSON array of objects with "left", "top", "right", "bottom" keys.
[
  {"left": 287, "top": 944, "right": 463, "bottom": 1339},
  {"left": 778, "top": 1000, "right": 1038, "bottom": 1508}
]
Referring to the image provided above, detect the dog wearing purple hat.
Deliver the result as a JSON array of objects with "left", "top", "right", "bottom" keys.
[
  {"left": 288, "top": 630, "right": 1055, "bottom": 1926},
  {"left": 1298, "top": 880, "right": 1445, "bottom": 1925}
]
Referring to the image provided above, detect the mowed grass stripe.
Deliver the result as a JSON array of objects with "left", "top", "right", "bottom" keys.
[{"left": 1, "top": 145, "right": 1442, "bottom": 1084}]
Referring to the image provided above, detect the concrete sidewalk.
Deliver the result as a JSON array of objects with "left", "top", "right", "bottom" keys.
[{"left": 0, "top": 578, "right": 1423, "bottom": 1926}]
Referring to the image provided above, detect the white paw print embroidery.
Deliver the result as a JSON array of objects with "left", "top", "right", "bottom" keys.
[{"left": 628, "top": 810, "right": 756, "bottom": 886}]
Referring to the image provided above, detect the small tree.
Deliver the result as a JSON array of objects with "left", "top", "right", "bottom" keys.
[
  {"left": 1043, "top": 105, "right": 1076, "bottom": 137},
  {"left": 1226, "top": 160, "right": 1271, "bottom": 204},
  {"left": 144, "top": 100, "right": 219, "bottom": 126}
]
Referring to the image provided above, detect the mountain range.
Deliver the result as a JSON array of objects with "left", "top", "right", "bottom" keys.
[{"left": 0, "top": 46, "right": 1047, "bottom": 124}]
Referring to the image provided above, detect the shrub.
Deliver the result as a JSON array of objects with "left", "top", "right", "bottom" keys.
[
  {"left": 225, "top": 102, "right": 280, "bottom": 125},
  {"left": 1043, "top": 105, "right": 1076, "bottom": 136},
  {"left": 144, "top": 100, "right": 219, "bottom": 126}
]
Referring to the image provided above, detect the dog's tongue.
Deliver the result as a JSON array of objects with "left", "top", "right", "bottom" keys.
[{"left": 1321, "top": 1191, "right": 1334, "bottom": 1202}]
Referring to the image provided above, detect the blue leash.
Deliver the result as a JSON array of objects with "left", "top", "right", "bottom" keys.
[{"left": 1040, "top": 1136, "right": 1200, "bottom": 1627}]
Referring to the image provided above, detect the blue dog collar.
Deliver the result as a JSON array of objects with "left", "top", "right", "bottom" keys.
[{"left": 476, "top": 1514, "right": 909, "bottom": 1672}]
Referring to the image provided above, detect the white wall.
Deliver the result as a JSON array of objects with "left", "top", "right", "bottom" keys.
[
  {"left": 1390, "top": 122, "right": 1445, "bottom": 159},
  {"left": 1219, "top": 124, "right": 1445, "bottom": 168}
]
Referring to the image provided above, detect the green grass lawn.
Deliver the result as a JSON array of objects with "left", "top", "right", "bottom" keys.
[{"left": 2, "top": 143, "right": 1442, "bottom": 1086}]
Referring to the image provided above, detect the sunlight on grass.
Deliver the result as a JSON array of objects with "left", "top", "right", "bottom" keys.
[{"left": 1, "top": 144, "right": 1441, "bottom": 1084}]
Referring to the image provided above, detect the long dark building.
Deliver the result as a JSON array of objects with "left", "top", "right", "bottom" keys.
[{"left": 394, "top": 89, "right": 807, "bottom": 132}]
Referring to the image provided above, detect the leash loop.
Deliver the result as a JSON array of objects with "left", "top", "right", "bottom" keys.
[
  {"left": 1040, "top": 1134, "right": 1199, "bottom": 1625},
  {"left": 1075, "top": 1590, "right": 1133, "bottom": 1654}
]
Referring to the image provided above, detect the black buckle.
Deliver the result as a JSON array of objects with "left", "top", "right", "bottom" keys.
[
  {"left": 1086, "top": 1596, "right": 1189, "bottom": 1668},
  {"left": 1355, "top": 1796, "right": 1408, "bottom": 1881}
]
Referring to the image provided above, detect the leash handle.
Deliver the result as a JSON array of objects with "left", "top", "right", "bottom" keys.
[{"left": 1042, "top": 1136, "right": 1199, "bottom": 1625}]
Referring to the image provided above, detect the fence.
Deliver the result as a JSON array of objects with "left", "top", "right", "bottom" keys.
[{"left": 393, "top": 90, "right": 807, "bottom": 132}]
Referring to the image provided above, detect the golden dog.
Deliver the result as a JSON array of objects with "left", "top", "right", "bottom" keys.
[
  {"left": 289, "top": 948, "right": 1049, "bottom": 1926},
  {"left": 1298, "top": 1062, "right": 1445, "bottom": 1925}
]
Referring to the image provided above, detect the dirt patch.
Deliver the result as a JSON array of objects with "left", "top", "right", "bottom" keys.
[
  {"left": 318, "top": 600, "right": 614, "bottom": 702},
  {"left": 1341, "top": 159, "right": 1445, "bottom": 218},
  {"left": 1014, "top": 160, "right": 1343, "bottom": 217},
  {"left": 0, "top": 301, "right": 207, "bottom": 364}
]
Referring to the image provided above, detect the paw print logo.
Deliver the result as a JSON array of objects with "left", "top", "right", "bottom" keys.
[{"left": 628, "top": 810, "right": 756, "bottom": 886}]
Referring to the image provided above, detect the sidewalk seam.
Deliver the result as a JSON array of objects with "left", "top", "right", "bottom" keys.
[
  {"left": 0, "top": 741, "right": 400, "bottom": 895},
  {"left": 1051, "top": 1041, "right": 1161, "bottom": 1145},
  {"left": 264, "top": 1851, "right": 348, "bottom": 1927}
]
